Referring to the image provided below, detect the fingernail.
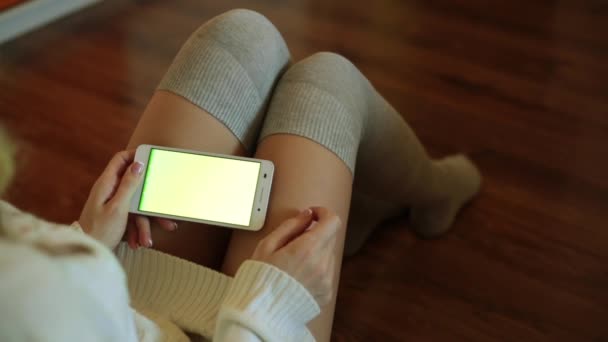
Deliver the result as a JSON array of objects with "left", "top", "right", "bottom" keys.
[
  {"left": 302, "top": 208, "right": 312, "bottom": 216},
  {"left": 147, "top": 239, "right": 153, "bottom": 248},
  {"left": 132, "top": 162, "right": 144, "bottom": 175},
  {"left": 172, "top": 222, "right": 178, "bottom": 230}
]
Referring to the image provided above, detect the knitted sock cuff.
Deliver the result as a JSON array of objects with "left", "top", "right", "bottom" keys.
[
  {"left": 157, "top": 9, "right": 290, "bottom": 152},
  {"left": 157, "top": 37, "right": 263, "bottom": 151},
  {"left": 259, "top": 81, "right": 362, "bottom": 175}
]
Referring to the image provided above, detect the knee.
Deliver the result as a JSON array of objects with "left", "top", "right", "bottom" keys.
[
  {"left": 214, "top": 9, "right": 272, "bottom": 27},
  {"left": 180, "top": 9, "right": 290, "bottom": 93},
  {"left": 283, "top": 52, "right": 365, "bottom": 92},
  {"left": 285, "top": 52, "right": 355, "bottom": 79},
  {"left": 193, "top": 9, "right": 289, "bottom": 63},
  {"left": 262, "top": 51, "right": 367, "bottom": 174},
  {"left": 306, "top": 52, "right": 356, "bottom": 71},
  {"left": 281, "top": 52, "right": 370, "bottom": 115},
  {"left": 206, "top": 9, "right": 275, "bottom": 38}
]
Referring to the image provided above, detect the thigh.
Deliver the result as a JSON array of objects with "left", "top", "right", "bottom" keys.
[
  {"left": 127, "top": 90, "right": 247, "bottom": 269},
  {"left": 222, "top": 134, "right": 352, "bottom": 342}
]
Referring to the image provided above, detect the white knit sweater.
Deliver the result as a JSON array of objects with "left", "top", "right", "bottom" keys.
[{"left": 0, "top": 201, "right": 320, "bottom": 341}]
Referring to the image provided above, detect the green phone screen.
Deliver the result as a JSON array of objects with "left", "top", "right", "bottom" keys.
[{"left": 138, "top": 148, "right": 261, "bottom": 226}]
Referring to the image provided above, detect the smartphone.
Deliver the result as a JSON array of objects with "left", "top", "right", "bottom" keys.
[{"left": 129, "top": 144, "right": 274, "bottom": 231}]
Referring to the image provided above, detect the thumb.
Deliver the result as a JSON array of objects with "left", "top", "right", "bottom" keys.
[
  {"left": 260, "top": 209, "right": 314, "bottom": 253},
  {"left": 110, "top": 161, "right": 145, "bottom": 208}
]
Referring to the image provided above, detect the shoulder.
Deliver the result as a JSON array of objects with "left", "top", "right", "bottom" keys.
[{"left": 0, "top": 200, "right": 79, "bottom": 239}]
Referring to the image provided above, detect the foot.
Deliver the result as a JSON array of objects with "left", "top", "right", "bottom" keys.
[
  {"left": 344, "top": 191, "right": 403, "bottom": 257},
  {"left": 409, "top": 154, "right": 482, "bottom": 238}
]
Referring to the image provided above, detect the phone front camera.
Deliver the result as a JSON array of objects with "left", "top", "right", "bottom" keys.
[
  {"left": 263, "top": 173, "right": 267, "bottom": 178},
  {"left": 257, "top": 208, "right": 261, "bottom": 211}
]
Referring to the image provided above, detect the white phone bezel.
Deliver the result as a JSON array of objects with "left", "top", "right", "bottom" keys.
[{"left": 129, "top": 144, "right": 274, "bottom": 231}]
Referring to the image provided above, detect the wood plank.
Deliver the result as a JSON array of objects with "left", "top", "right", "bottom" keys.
[{"left": 1, "top": 0, "right": 606, "bottom": 340}]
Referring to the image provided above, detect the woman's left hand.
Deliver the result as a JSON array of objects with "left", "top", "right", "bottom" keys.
[{"left": 78, "top": 150, "right": 176, "bottom": 249}]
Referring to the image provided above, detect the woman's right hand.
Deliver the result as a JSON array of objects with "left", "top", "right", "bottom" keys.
[
  {"left": 125, "top": 215, "right": 177, "bottom": 249},
  {"left": 251, "top": 207, "right": 342, "bottom": 306}
]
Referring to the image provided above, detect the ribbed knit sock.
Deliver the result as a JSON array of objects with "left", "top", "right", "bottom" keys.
[
  {"left": 409, "top": 155, "right": 481, "bottom": 238},
  {"left": 343, "top": 190, "right": 403, "bottom": 257},
  {"left": 157, "top": 9, "right": 290, "bottom": 151},
  {"left": 259, "top": 52, "right": 482, "bottom": 255},
  {"left": 155, "top": 9, "right": 481, "bottom": 255}
]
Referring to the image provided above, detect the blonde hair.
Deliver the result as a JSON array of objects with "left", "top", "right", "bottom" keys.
[{"left": 0, "top": 126, "right": 15, "bottom": 195}]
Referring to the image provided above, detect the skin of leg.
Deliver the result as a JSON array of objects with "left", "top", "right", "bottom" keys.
[
  {"left": 127, "top": 90, "right": 248, "bottom": 269},
  {"left": 222, "top": 134, "right": 353, "bottom": 342}
]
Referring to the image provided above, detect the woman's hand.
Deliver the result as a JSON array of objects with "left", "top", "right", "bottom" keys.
[
  {"left": 125, "top": 213, "right": 177, "bottom": 249},
  {"left": 79, "top": 150, "right": 176, "bottom": 249},
  {"left": 251, "top": 207, "right": 342, "bottom": 306}
]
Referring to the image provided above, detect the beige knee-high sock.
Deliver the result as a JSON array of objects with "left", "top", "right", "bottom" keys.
[
  {"left": 259, "top": 52, "right": 482, "bottom": 255},
  {"left": 152, "top": 9, "right": 480, "bottom": 257},
  {"left": 350, "top": 80, "right": 482, "bottom": 243},
  {"left": 157, "top": 9, "right": 290, "bottom": 152},
  {"left": 343, "top": 190, "right": 403, "bottom": 257}
]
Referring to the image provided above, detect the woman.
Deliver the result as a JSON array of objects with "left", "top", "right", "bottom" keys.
[{"left": 0, "top": 9, "right": 481, "bottom": 341}]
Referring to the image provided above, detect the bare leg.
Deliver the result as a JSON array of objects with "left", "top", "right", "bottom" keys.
[
  {"left": 222, "top": 52, "right": 481, "bottom": 341},
  {"left": 127, "top": 91, "right": 244, "bottom": 268},
  {"left": 223, "top": 134, "right": 352, "bottom": 342},
  {"left": 126, "top": 10, "right": 290, "bottom": 269},
  {"left": 127, "top": 9, "right": 480, "bottom": 340}
]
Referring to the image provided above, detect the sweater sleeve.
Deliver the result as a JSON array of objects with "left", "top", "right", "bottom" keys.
[
  {"left": 215, "top": 260, "right": 321, "bottom": 342},
  {"left": 0, "top": 201, "right": 141, "bottom": 342},
  {"left": 115, "top": 243, "right": 234, "bottom": 338}
]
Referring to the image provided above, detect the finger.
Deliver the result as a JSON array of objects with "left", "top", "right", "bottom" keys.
[
  {"left": 326, "top": 255, "right": 337, "bottom": 302},
  {"left": 292, "top": 207, "right": 342, "bottom": 249},
  {"left": 126, "top": 215, "right": 138, "bottom": 249},
  {"left": 312, "top": 207, "right": 342, "bottom": 247},
  {"left": 154, "top": 217, "right": 178, "bottom": 231},
  {"left": 310, "top": 206, "right": 337, "bottom": 224},
  {"left": 136, "top": 215, "right": 153, "bottom": 248},
  {"left": 318, "top": 237, "right": 334, "bottom": 274},
  {"left": 127, "top": 224, "right": 138, "bottom": 249},
  {"left": 94, "top": 150, "right": 136, "bottom": 204},
  {"left": 260, "top": 209, "right": 314, "bottom": 253},
  {"left": 109, "top": 161, "right": 145, "bottom": 209},
  {"left": 102, "top": 150, "right": 136, "bottom": 178}
]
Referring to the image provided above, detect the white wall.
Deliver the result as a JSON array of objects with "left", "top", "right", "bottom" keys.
[{"left": 0, "top": 0, "right": 100, "bottom": 45}]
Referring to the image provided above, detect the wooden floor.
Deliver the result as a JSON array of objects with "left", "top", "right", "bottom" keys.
[{"left": 1, "top": 0, "right": 607, "bottom": 340}]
